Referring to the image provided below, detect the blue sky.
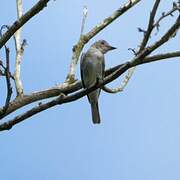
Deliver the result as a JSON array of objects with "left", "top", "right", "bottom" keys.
[{"left": 0, "top": 1, "right": 180, "bottom": 180}]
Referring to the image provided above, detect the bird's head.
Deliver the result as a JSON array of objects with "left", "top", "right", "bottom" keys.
[{"left": 91, "top": 40, "right": 116, "bottom": 54}]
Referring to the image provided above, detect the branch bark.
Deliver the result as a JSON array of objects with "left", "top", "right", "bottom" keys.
[{"left": 14, "top": 0, "right": 24, "bottom": 97}]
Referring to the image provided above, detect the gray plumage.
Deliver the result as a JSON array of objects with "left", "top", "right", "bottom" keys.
[{"left": 80, "top": 40, "right": 116, "bottom": 124}]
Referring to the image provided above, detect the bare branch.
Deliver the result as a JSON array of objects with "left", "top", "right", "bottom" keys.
[
  {"left": 110, "top": 0, "right": 161, "bottom": 94},
  {"left": 142, "top": 51, "right": 180, "bottom": 64},
  {"left": 0, "top": 61, "right": 14, "bottom": 80},
  {"left": 0, "top": 81, "right": 81, "bottom": 119},
  {"left": 154, "top": 4, "right": 180, "bottom": 33},
  {"left": 14, "top": 0, "right": 24, "bottom": 97},
  {"left": 139, "top": 0, "right": 161, "bottom": 52},
  {"left": 0, "top": 0, "right": 50, "bottom": 49},
  {"left": 102, "top": 67, "right": 136, "bottom": 93},
  {"left": 132, "top": 15, "right": 180, "bottom": 66},
  {"left": 104, "top": 51, "right": 180, "bottom": 77},
  {"left": 66, "top": 0, "right": 141, "bottom": 82},
  {"left": 2, "top": 46, "right": 13, "bottom": 114},
  {"left": 0, "top": 63, "right": 131, "bottom": 131}
]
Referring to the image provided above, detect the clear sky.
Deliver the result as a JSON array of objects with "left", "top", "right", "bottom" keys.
[{"left": 0, "top": 0, "right": 180, "bottom": 180}]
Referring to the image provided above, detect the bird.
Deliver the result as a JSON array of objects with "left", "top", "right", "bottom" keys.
[{"left": 80, "top": 40, "right": 116, "bottom": 124}]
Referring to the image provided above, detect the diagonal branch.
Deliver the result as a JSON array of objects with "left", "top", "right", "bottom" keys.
[
  {"left": 0, "top": 63, "right": 130, "bottom": 131},
  {"left": 105, "top": 51, "right": 180, "bottom": 75},
  {"left": 66, "top": 0, "right": 141, "bottom": 82},
  {"left": 132, "top": 15, "right": 180, "bottom": 66},
  {"left": 139, "top": 0, "right": 161, "bottom": 52},
  {"left": 102, "top": 67, "right": 136, "bottom": 93},
  {"left": 0, "top": 81, "right": 81, "bottom": 119},
  {"left": 0, "top": 0, "right": 50, "bottom": 49}
]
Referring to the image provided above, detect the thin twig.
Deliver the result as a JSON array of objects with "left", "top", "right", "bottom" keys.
[
  {"left": 132, "top": 15, "right": 180, "bottom": 66},
  {"left": 0, "top": 60, "right": 14, "bottom": 80},
  {"left": 2, "top": 46, "right": 13, "bottom": 115},
  {"left": 154, "top": 4, "right": 180, "bottom": 33}
]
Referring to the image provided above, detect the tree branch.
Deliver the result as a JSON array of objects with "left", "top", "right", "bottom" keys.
[
  {"left": 0, "top": 81, "right": 81, "bottom": 119},
  {"left": 104, "top": 51, "right": 180, "bottom": 76},
  {"left": 102, "top": 67, "right": 136, "bottom": 93},
  {"left": 142, "top": 51, "right": 180, "bottom": 64},
  {"left": 0, "top": 63, "right": 130, "bottom": 131},
  {"left": 131, "top": 15, "right": 180, "bottom": 66},
  {"left": 110, "top": 0, "right": 161, "bottom": 95},
  {"left": 154, "top": 3, "right": 180, "bottom": 32},
  {"left": 66, "top": 0, "right": 141, "bottom": 82},
  {"left": 2, "top": 46, "right": 13, "bottom": 115},
  {"left": 0, "top": 0, "right": 50, "bottom": 49},
  {"left": 139, "top": 0, "right": 161, "bottom": 51},
  {"left": 14, "top": 0, "right": 24, "bottom": 97}
]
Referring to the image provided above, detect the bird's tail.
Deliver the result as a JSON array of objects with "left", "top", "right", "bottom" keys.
[{"left": 91, "top": 102, "right": 101, "bottom": 124}]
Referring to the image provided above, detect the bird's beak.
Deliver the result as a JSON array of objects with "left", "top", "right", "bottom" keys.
[{"left": 108, "top": 46, "right": 117, "bottom": 51}]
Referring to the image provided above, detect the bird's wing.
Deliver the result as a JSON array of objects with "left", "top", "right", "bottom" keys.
[{"left": 80, "top": 52, "right": 86, "bottom": 88}]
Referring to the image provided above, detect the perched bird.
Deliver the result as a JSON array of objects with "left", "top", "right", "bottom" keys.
[{"left": 80, "top": 40, "right": 116, "bottom": 124}]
